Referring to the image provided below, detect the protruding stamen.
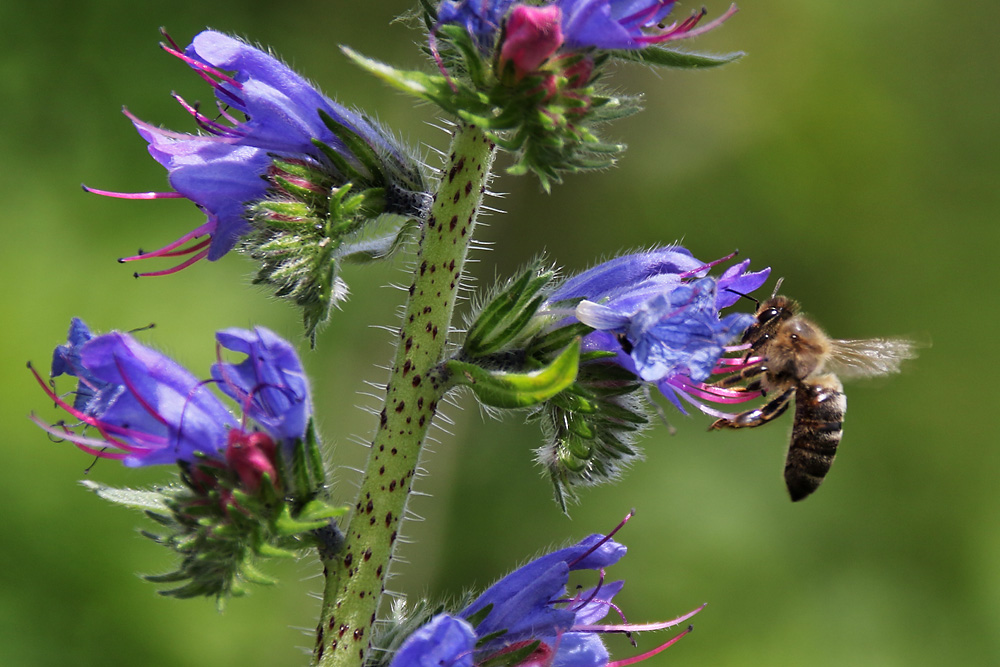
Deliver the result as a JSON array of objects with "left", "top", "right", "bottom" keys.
[
  {"left": 82, "top": 184, "right": 184, "bottom": 200},
  {"left": 171, "top": 92, "right": 242, "bottom": 137},
  {"left": 27, "top": 363, "right": 164, "bottom": 450},
  {"left": 678, "top": 249, "right": 739, "bottom": 279},
  {"left": 133, "top": 248, "right": 210, "bottom": 277},
  {"left": 605, "top": 624, "right": 695, "bottom": 667},
  {"left": 576, "top": 602, "right": 704, "bottom": 635},
  {"left": 159, "top": 41, "right": 243, "bottom": 89},
  {"left": 28, "top": 415, "right": 144, "bottom": 459},
  {"left": 119, "top": 224, "right": 212, "bottom": 263},
  {"left": 568, "top": 509, "right": 634, "bottom": 568},
  {"left": 619, "top": 0, "right": 672, "bottom": 30},
  {"left": 642, "top": 3, "right": 738, "bottom": 44}
]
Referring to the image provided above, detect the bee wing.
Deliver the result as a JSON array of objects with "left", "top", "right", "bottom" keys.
[{"left": 826, "top": 338, "right": 920, "bottom": 379}]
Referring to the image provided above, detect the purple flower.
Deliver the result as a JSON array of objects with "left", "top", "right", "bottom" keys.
[
  {"left": 438, "top": 1, "right": 736, "bottom": 57},
  {"left": 558, "top": 0, "right": 738, "bottom": 51},
  {"left": 390, "top": 516, "right": 701, "bottom": 667},
  {"left": 85, "top": 30, "right": 424, "bottom": 276},
  {"left": 545, "top": 247, "right": 770, "bottom": 414},
  {"left": 438, "top": 0, "right": 518, "bottom": 52},
  {"left": 211, "top": 327, "right": 311, "bottom": 449},
  {"left": 32, "top": 321, "right": 310, "bottom": 468}
]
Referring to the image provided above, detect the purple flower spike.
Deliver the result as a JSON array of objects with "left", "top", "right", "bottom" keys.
[
  {"left": 545, "top": 247, "right": 769, "bottom": 415},
  {"left": 32, "top": 321, "right": 311, "bottom": 468},
  {"left": 390, "top": 514, "right": 702, "bottom": 667},
  {"left": 85, "top": 30, "right": 423, "bottom": 276}
]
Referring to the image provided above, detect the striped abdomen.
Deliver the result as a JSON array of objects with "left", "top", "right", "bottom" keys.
[{"left": 784, "top": 374, "right": 846, "bottom": 501}]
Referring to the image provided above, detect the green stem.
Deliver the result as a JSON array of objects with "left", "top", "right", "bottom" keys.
[{"left": 313, "top": 124, "right": 495, "bottom": 667}]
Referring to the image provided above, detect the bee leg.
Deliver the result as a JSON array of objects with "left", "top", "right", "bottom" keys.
[
  {"left": 710, "top": 363, "right": 766, "bottom": 389},
  {"left": 708, "top": 387, "right": 794, "bottom": 430}
]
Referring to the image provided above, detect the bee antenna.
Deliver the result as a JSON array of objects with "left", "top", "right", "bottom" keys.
[
  {"left": 724, "top": 288, "right": 759, "bottom": 308},
  {"left": 770, "top": 277, "right": 785, "bottom": 300}
]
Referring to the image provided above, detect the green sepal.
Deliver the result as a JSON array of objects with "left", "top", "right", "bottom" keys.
[
  {"left": 445, "top": 339, "right": 581, "bottom": 408},
  {"left": 85, "top": 421, "right": 345, "bottom": 603},
  {"left": 465, "top": 602, "right": 495, "bottom": 630},
  {"left": 611, "top": 48, "right": 744, "bottom": 68},
  {"left": 273, "top": 501, "right": 346, "bottom": 537},
  {"left": 464, "top": 260, "right": 556, "bottom": 357},
  {"left": 478, "top": 641, "right": 543, "bottom": 667},
  {"left": 80, "top": 480, "right": 171, "bottom": 512},
  {"left": 527, "top": 322, "right": 594, "bottom": 359}
]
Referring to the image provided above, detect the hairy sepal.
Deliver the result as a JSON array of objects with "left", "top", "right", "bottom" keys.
[{"left": 445, "top": 339, "right": 581, "bottom": 408}]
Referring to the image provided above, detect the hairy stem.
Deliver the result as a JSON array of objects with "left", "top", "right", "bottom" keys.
[{"left": 314, "top": 124, "right": 495, "bottom": 667}]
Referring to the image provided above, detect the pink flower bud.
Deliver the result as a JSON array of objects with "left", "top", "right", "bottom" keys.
[
  {"left": 499, "top": 5, "right": 564, "bottom": 78},
  {"left": 225, "top": 430, "right": 279, "bottom": 492}
]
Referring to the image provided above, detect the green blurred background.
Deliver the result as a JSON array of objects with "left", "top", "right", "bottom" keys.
[{"left": 2, "top": 1, "right": 996, "bottom": 664}]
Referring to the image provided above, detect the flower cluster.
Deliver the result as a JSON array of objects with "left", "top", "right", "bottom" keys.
[
  {"left": 33, "top": 320, "right": 343, "bottom": 600},
  {"left": 35, "top": 319, "right": 310, "bottom": 470},
  {"left": 440, "top": 0, "right": 738, "bottom": 60},
  {"left": 546, "top": 246, "right": 769, "bottom": 414},
  {"left": 86, "top": 30, "right": 430, "bottom": 339},
  {"left": 386, "top": 516, "right": 699, "bottom": 667},
  {"left": 352, "top": 2, "right": 739, "bottom": 188}
]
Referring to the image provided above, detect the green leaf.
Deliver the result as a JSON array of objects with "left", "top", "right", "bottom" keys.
[
  {"left": 80, "top": 480, "right": 171, "bottom": 512},
  {"left": 611, "top": 47, "right": 744, "bottom": 68},
  {"left": 341, "top": 46, "right": 444, "bottom": 102},
  {"left": 445, "top": 340, "right": 581, "bottom": 408}
]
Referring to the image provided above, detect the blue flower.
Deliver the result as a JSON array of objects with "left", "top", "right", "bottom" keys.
[
  {"left": 32, "top": 321, "right": 310, "bottom": 468},
  {"left": 86, "top": 30, "right": 425, "bottom": 275},
  {"left": 558, "top": 1, "right": 738, "bottom": 51},
  {"left": 437, "top": 1, "right": 736, "bottom": 56},
  {"left": 390, "top": 519, "right": 701, "bottom": 667},
  {"left": 211, "top": 327, "right": 312, "bottom": 450},
  {"left": 437, "top": 0, "right": 518, "bottom": 52},
  {"left": 545, "top": 247, "right": 770, "bottom": 413}
]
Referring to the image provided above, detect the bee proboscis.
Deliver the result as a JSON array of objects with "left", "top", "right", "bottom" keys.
[{"left": 708, "top": 293, "right": 919, "bottom": 501}]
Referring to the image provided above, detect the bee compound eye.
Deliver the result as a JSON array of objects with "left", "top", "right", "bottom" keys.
[{"left": 758, "top": 307, "right": 781, "bottom": 324}]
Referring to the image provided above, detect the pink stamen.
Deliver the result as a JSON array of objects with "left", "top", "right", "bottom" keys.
[
  {"left": 428, "top": 30, "right": 460, "bottom": 93},
  {"left": 29, "top": 415, "right": 148, "bottom": 458},
  {"left": 82, "top": 185, "right": 184, "bottom": 200},
  {"left": 568, "top": 509, "right": 634, "bottom": 568},
  {"left": 619, "top": 1, "right": 671, "bottom": 29},
  {"left": 215, "top": 102, "right": 241, "bottom": 125},
  {"left": 576, "top": 602, "right": 704, "bottom": 635},
  {"left": 124, "top": 109, "right": 237, "bottom": 144},
  {"left": 152, "top": 238, "right": 211, "bottom": 259},
  {"left": 171, "top": 93, "right": 242, "bottom": 137},
  {"left": 159, "top": 26, "right": 183, "bottom": 52},
  {"left": 640, "top": 4, "right": 738, "bottom": 44},
  {"left": 119, "top": 224, "right": 212, "bottom": 263},
  {"left": 28, "top": 364, "right": 163, "bottom": 451},
  {"left": 678, "top": 249, "right": 739, "bottom": 279},
  {"left": 159, "top": 41, "right": 243, "bottom": 89},
  {"left": 565, "top": 570, "right": 608, "bottom": 614},
  {"left": 605, "top": 625, "right": 695, "bottom": 667},
  {"left": 133, "top": 248, "right": 210, "bottom": 277}
]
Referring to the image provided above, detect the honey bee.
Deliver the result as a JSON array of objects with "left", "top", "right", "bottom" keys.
[{"left": 708, "top": 290, "right": 918, "bottom": 501}]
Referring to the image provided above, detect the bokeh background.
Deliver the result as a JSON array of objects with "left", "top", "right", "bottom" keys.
[{"left": 2, "top": 1, "right": 996, "bottom": 665}]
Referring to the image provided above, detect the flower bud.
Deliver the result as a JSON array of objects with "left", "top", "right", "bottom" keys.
[{"left": 499, "top": 5, "right": 564, "bottom": 79}]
